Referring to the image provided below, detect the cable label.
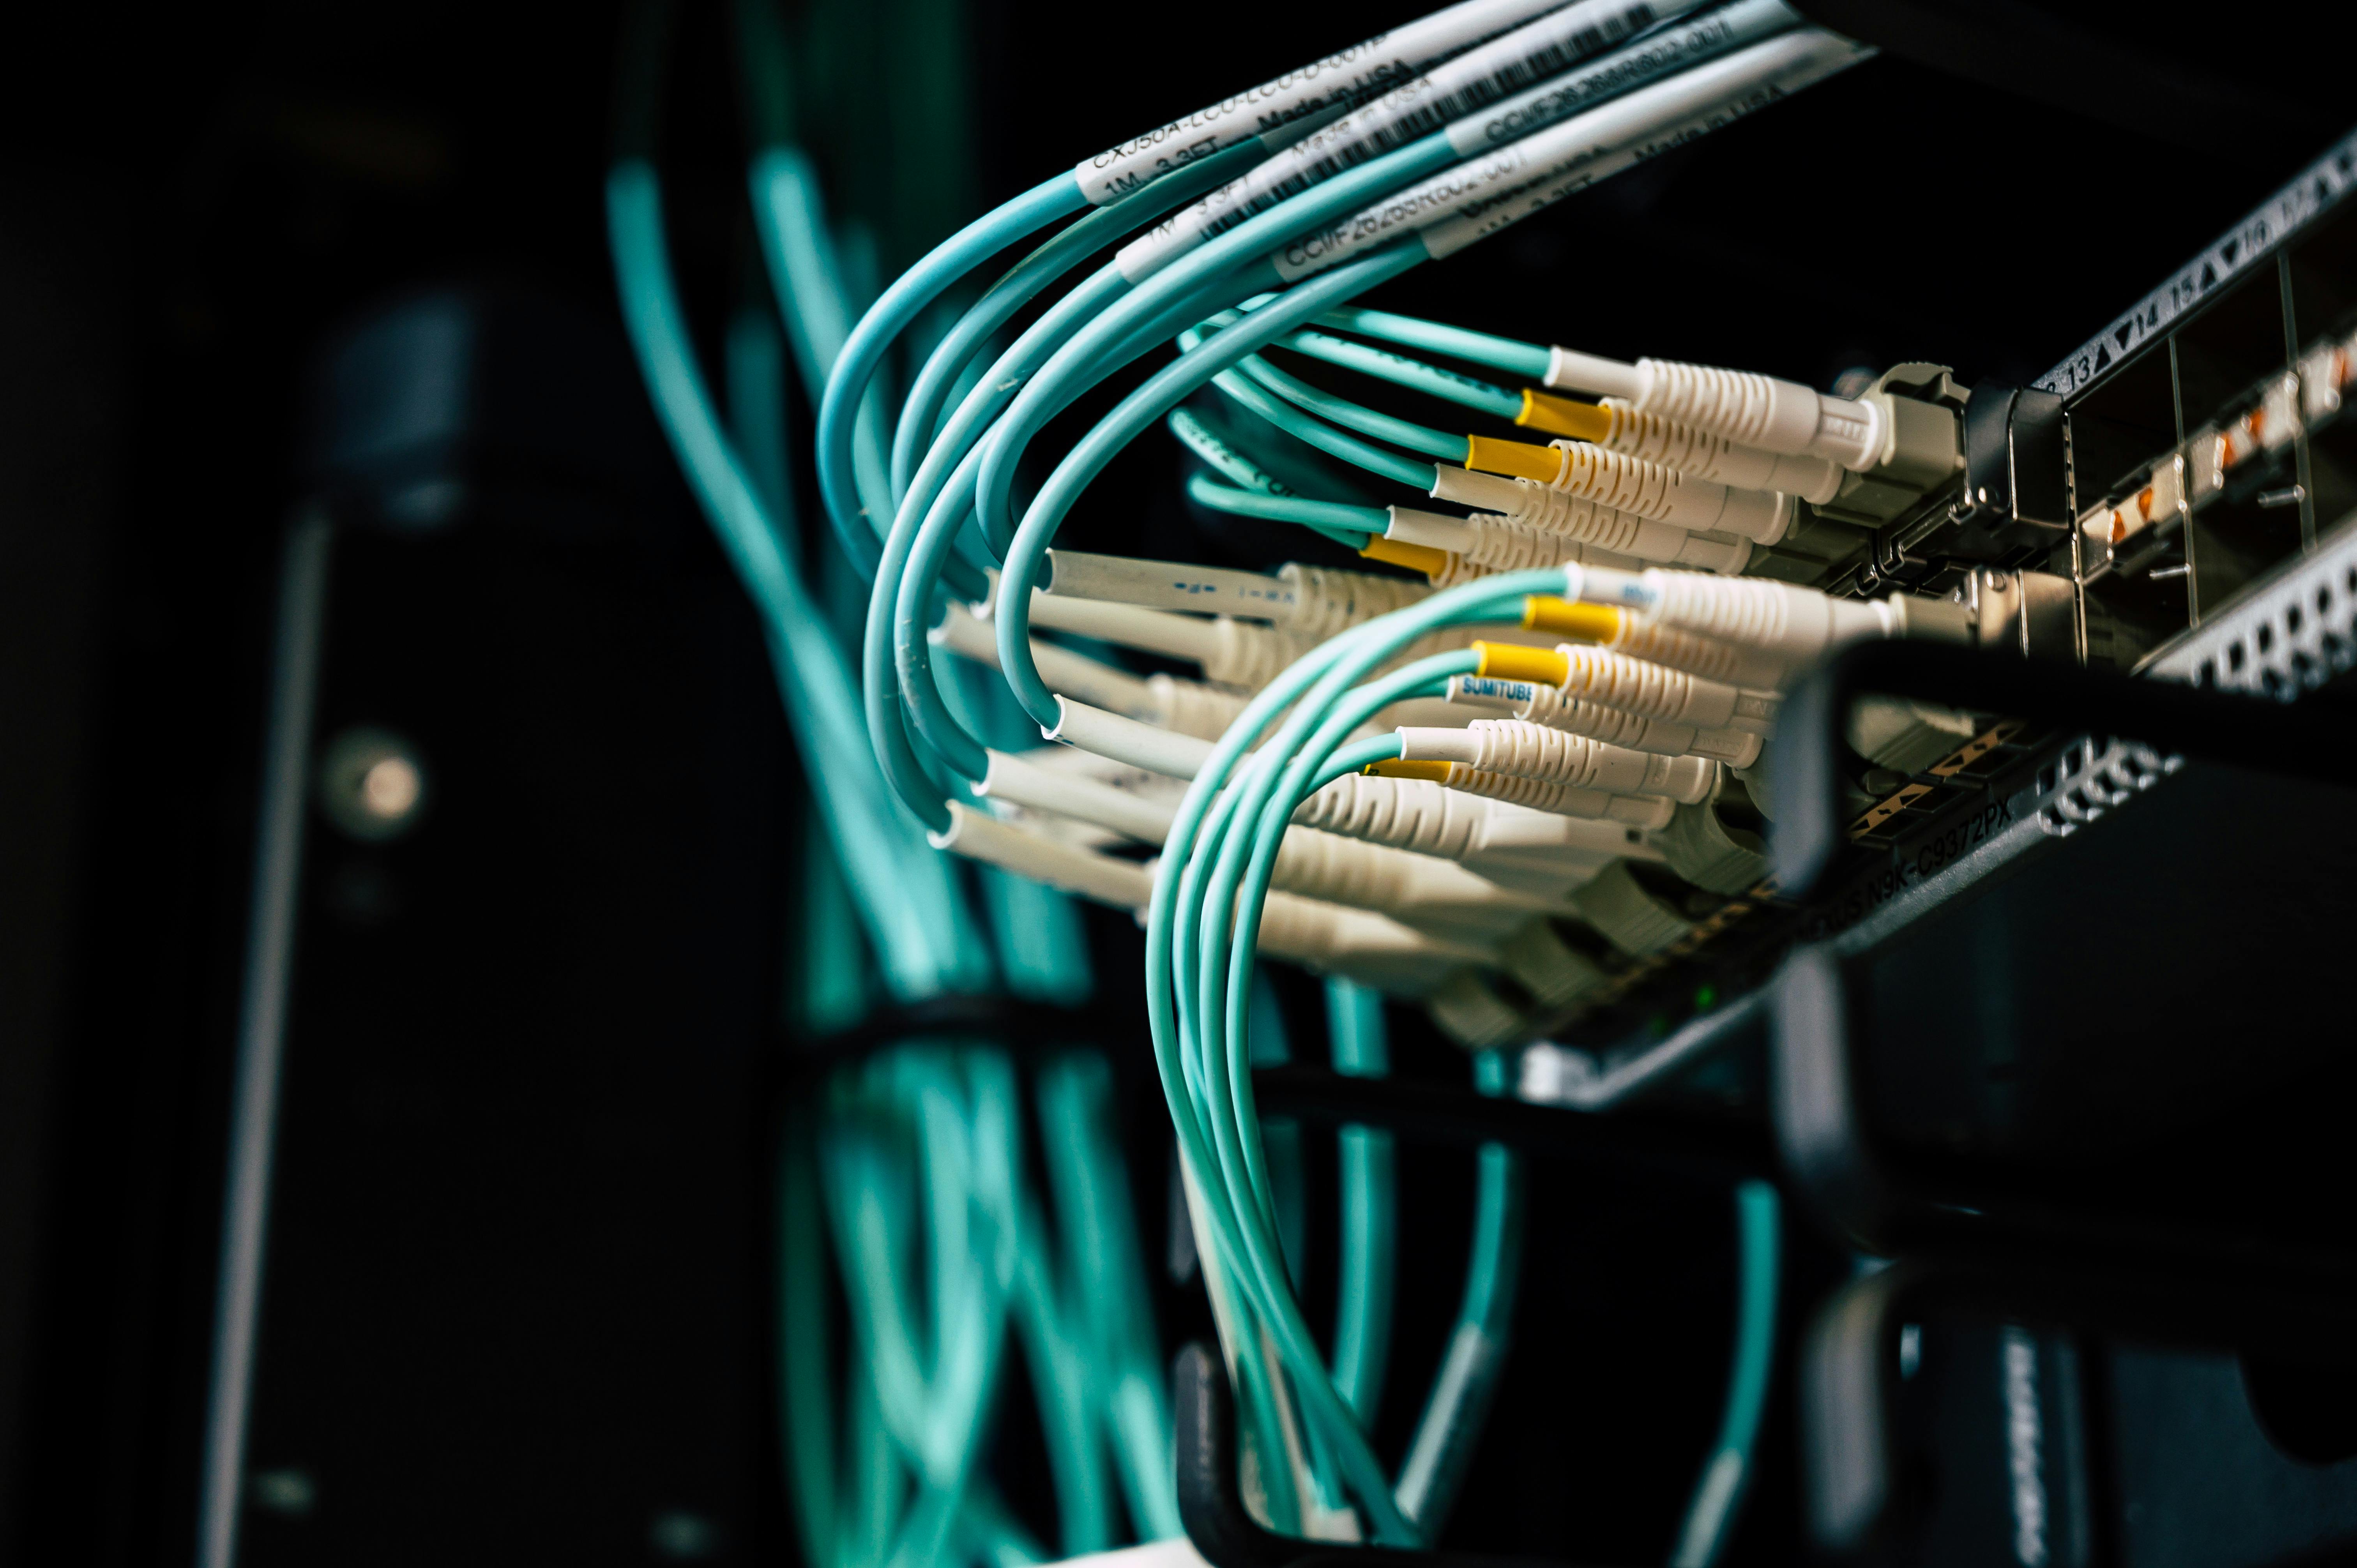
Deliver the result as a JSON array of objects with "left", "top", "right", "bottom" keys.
[
  {"left": 1443, "top": 0, "right": 1795, "bottom": 156},
  {"left": 1421, "top": 32, "right": 1869, "bottom": 261},
  {"left": 1080, "top": 40, "right": 1418, "bottom": 207},
  {"left": 1076, "top": 0, "right": 1580, "bottom": 204},
  {"left": 1266, "top": 30, "right": 1864, "bottom": 281},
  {"left": 1115, "top": 0, "right": 1672, "bottom": 279},
  {"left": 2038, "top": 125, "right": 2357, "bottom": 397}
]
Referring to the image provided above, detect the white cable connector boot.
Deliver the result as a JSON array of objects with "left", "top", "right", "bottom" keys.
[
  {"left": 1544, "top": 440, "right": 1795, "bottom": 546},
  {"left": 1397, "top": 722, "right": 1717, "bottom": 803},
  {"left": 1380, "top": 507, "right": 1647, "bottom": 589},
  {"left": 1543, "top": 347, "right": 1889, "bottom": 471},
  {"left": 1444, "top": 676, "right": 1763, "bottom": 767},
  {"left": 1594, "top": 398, "right": 1842, "bottom": 505},
  {"left": 1540, "top": 642, "right": 1776, "bottom": 733},
  {"left": 1419, "top": 760, "right": 1677, "bottom": 828},
  {"left": 1291, "top": 772, "right": 1658, "bottom": 899},
  {"left": 1633, "top": 360, "right": 1887, "bottom": 471},
  {"left": 1498, "top": 597, "right": 1787, "bottom": 690},
  {"left": 1567, "top": 566, "right": 1972, "bottom": 688},
  {"left": 1430, "top": 467, "right": 1749, "bottom": 573}
]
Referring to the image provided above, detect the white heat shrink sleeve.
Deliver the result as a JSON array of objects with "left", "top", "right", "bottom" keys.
[
  {"left": 1115, "top": 0, "right": 1693, "bottom": 279},
  {"left": 1271, "top": 830, "right": 1555, "bottom": 942},
  {"left": 1606, "top": 616, "right": 1785, "bottom": 691},
  {"left": 1399, "top": 722, "right": 1717, "bottom": 802},
  {"left": 1072, "top": 0, "right": 1570, "bottom": 205},
  {"left": 1253, "top": 895, "right": 1495, "bottom": 992},
  {"left": 1272, "top": 29, "right": 1869, "bottom": 281}
]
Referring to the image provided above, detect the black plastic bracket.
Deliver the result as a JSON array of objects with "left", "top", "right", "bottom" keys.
[
  {"left": 1939, "top": 381, "right": 2071, "bottom": 560},
  {"left": 1801, "top": 1256, "right": 2357, "bottom": 1556},
  {"left": 1172, "top": 1343, "right": 1603, "bottom": 1568},
  {"left": 1767, "top": 639, "right": 2357, "bottom": 901},
  {"left": 1246, "top": 1066, "right": 1775, "bottom": 1178},
  {"left": 1764, "top": 641, "right": 2357, "bottom": 1267}
]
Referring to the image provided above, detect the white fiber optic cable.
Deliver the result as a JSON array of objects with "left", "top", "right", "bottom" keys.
[
  {"left": 934, "top": 804, "right": 1491, "bottom": 991},
  {"left": 1005, "top": 584, "right": 1322, "bottom": 689},
  {"left": 1270, "top": 29, "right": 1870, "bottom": 282},
  {"left": 1000, "top": 580, "right": 1562, "bottom": 693},
  {"left": 1045, "top": 552, "right": 1434, "bottom": 634},
  {"left": 1041, "top": 697, "right": 1659, "bottom": 892},
  {"left": 1115, "top": 0, "right": 1705, "bottom": 278},
  {"left": 1045, "top": 698, "right": 1219, "bottom": 781},
  {"left": 979, "top": 748, "right": 1183, "bottom": 845},
  {"left": 1375, "top": 696, "right": 1483, "bottom": 730},
  {"left": 1072, "top": 0, "right": 1574, "bottom": 204},
  {"left": 934, "top": 602, "right": 1249, "bottom": 738},
  {"left": 1044, "top": 550, "right": 1314, "bottom": 620},
  {"left": 977, "top": 749, "right": 1555, "bottom": 942}
]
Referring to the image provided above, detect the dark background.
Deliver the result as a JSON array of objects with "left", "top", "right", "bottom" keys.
[{"left": 1, "top": 1, "right": 2350, "bottom": 1563}]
